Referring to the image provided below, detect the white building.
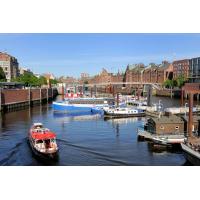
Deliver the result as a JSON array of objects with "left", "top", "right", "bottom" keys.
[{"left": 0, "top": 52, "right": 19, "bottom": 82}]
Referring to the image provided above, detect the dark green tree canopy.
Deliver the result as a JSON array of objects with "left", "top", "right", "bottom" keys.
[
  {"left": 0, "top": 67, "right": 6, "bottom": 81},
  {"left": 12, "top": 72, "right": 47, "bottom": 87}
]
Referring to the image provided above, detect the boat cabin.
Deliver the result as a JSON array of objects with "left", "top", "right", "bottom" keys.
[
  {"left": 145, "top": 115, "right": 185, "bottom": 135},
  {"left": 31, "top": 130, "right": 57, "bottom": 152},
  {"left": 32, "top": 123, "right": 44, "bottom": 129}
]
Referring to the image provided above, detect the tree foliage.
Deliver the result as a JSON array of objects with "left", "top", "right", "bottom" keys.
[
  {"left": 13, "top": 72, "right": 47, "bottom": 87},
  {"left": 163, "top": 75, "right": 187, "bottom": 89},
  {"left": 0, "top": 67, "right": 6, "bottom": 81},
  {"left": 174, "top": 75, "right": 187, "bottom": 88},
  {"left": 163, "top": 79, "right": 174, "bottom": 88},
  {"left": 50, "top": 79, "right": 58, "bottom": 85}
]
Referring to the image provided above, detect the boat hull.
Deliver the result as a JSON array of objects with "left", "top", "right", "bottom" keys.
[
  {"left": 28, "top": 137, "right": 59, "bottom": 161},
  {"left": 104, "top": 111, "right": 145, "bottom": 119},
  {"left": 152, "top": 137, "right": 185, "bottom": 146},
  {"left": 53, "top": 102, "right": 105, "bottom": 113},
  {"left": 181, "top": 143, "right": 200, "bottom": 166},
  {"left": 53, "top": 102, "right": 93, "bottom": 112}
]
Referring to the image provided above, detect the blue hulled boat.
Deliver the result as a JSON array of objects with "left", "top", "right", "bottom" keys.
[{"left": 53, "top": 98, "right": 114, "bottom": 113}]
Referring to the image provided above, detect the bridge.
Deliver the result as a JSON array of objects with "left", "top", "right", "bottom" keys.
[{"left": 73, "top": 82, "right": 162, "bottom": 90}]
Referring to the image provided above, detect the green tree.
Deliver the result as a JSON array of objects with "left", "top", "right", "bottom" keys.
[
  {"left": 50, "top": 79, "right": 58, "bottom": 85},
  {"left": 0, "top": 67, "right": 6, "bottom": 81},
  {"left": 163, "top": 79, "right": 174, "bottom": 88},
  {"left": 13, "top": 72, "right": 45, "bottom": 87},
  {"left": 38, "top": 76, "right": 47, "bottom": 86},
  {"left": 175, "top": 75, "right": 187, "bottom": 88}
]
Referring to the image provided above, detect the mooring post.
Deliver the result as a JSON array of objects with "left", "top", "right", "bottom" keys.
[
  {"left": 82, "top": 84, "right": 85, "bottom": 97},
  {"left": 46, "top": 88, "right": 48, "bottom": 103},
  {"left": 137, "top": 86, "right": 140, "bottom": 100},
  {"left": 62, "top": 84, "right": 65, "bottom": 100},
  {"left": 90, "top": 87, "right": 93, "bottom": 97},
  {"left": 113, "top": 85, "right": 115, "bottom": 98},
  {"left": 170, "top": 86, "right": 173, "bottom": 99},
  {"left": 188, "top": 93, "right": 193, "bottom": 138},
  {"left": 117, "top": 93, "right": 119, "bottom": 107},
  {"left": 181, "top": 88, "right": 184, "bottom": 107},
  {"left": 94, "top": 85, "right": 97, "bottom": 97},
  {"left": 29, "top": 87, "right": 31, "bottom": 106},
  {"left": 40, "top": 88, "right": 42, "bottom": 104},
  {"left": 147, "top": 85, "right": 152, "bottom": 106}
]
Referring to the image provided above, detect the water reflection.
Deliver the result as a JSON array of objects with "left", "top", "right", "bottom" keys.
[
  {"left": 53, "top": 112, "right": 102, "bottom": 123},
  {"left": 104, "top": 117, "right": 144, "bottom": 124}
]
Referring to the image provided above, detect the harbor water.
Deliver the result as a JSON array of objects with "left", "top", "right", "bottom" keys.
[{"left": 0, "top": 96, "right": 190, "bottom": 166}]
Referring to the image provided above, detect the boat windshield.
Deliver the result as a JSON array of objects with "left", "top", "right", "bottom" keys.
[
  {"left": 33, "top": 128, "right": 49, "bottom": 133},
  {"left": 44, "top": 139, "right": 51, "bottom": 148},
  {"left": 36, "top": 140, "right": 43, "bottom": 144}
]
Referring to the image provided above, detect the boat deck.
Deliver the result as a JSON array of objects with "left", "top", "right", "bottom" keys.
[{"left": 187, "top": 137, "right": 200, "bottom": 145}]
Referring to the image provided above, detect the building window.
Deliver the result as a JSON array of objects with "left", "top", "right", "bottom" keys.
[
  {"left": 175, "top": 126, "right": 179, "bottom": 130},
  {"left": 160, "top": 126, "right": 164, "bottom": 130}
]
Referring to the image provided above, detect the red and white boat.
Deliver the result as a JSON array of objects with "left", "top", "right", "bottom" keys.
[{"left": 28, "top": 123, "right": 59, "bottom": 160}]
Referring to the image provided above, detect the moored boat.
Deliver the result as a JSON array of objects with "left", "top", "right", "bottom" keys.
[
  {"left": 181, "top": 142, "right": 200, "bottom": 165},
  {"left": 152, "top": 135, "right": 186, "bottom": 146},
  {"left": 28, "top": 123, "right": 59, "bottom": 160},
  {"left": 53, "top": 97, "right": 114, "bottom": 113},
  {"left": 103, "top": 107, "right": 145, "bottom": 118}
]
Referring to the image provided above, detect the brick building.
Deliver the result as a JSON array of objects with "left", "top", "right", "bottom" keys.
[
  {"left": 157, "top": 61, "right": 173, "bottom": 84},
  {"left": 142, "top": 65, "right": 152, "bottom": 83},
  {"left": 124, "top": 64, "right": 145, "bottom": 83},
  {"left": 89, "top": 68, "right": 123, "bottom": 84},
  {"left": 0, "top": 52, "right": 19, "bottom": 82},
  {"left": 172, "top": 59, "right": 190, "bottom": 79},
  {"left": 146, "top": 115, "right": 185, "bottom": 135},
  {"left": 149, "top": 65, "right": 158, "bottom": 83},
  {"left": 59, "top": 76, "right": 78, "bottom": 84}
]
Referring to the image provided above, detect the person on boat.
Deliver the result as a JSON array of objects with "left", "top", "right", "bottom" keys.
[{"left": 44, "top": 139, "right": 51, "bottom": 148}]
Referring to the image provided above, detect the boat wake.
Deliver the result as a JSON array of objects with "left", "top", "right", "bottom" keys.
[
  {"left": 57, "top": 139, "right": 142, "bottom": 166},
  {"left": 0, "top": 138, "right": 29, "bottom": 165}
]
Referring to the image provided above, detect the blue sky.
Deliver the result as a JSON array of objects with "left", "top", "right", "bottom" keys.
[{"left": 1, "top": 33, "right": 200, "bottom": 78}]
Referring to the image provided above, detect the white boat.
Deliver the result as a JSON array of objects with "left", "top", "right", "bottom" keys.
[
  {"left": 28, "top": 123, "right": 59, "bottom": 160},
  {"left": 131, "top": 101, "right": 148, "bottom": 111},
  {"left": 152, "top": 135, "right": 186, "bottom": 145},
  {"left": 181, "top": 142, "right": 200, "bottom": 165},
  {"left": 103, "top": 107, "right": 145, "bottom": 118}
]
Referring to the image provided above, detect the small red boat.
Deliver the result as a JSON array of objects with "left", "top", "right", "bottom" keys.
[{"left": 28, "top": 123, "right": 59, "bottom": 160}]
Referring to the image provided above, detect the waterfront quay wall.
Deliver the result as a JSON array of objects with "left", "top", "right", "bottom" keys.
[
  {"left": 155, "top": 89, "right": 181, "bottom": 98},
  {"left": 0, "top": 88, "right": 58, "bottom": 112}
]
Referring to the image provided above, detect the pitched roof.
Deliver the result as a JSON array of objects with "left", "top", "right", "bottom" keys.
[{"left": 148, "top": 115, "right": 184, "bottom": 124}]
